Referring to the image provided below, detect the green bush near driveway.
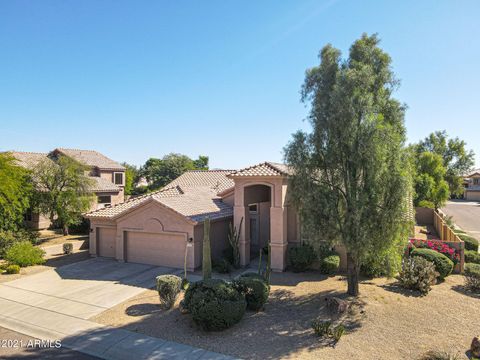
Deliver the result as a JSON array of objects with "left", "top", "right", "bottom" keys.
[
  {"left": 4, "top": 241, "right": 45, "bottom": 267},
  {"left": 465, "top": 250, "right": 480, "bottom": 264},
  {"left": 5, "top": 264, "right": 20, "bottom": 274},
  {"left": 234, "top": 273, "right": 270, "bottom": 311},
  {"left": 156, "top": 274, "right": 182, "bottom": 309},
  {"left": 411, "top": 248, "right": 453, "bottom": 279},
  {"left": 184, "top": 279, "right": 246, "bottom": 331},
  {"left": 288, "top": 244, "right": 316, "bottom": 272},
  {"left": 0, "top": 229, "right": 39, "bottom": 258},
  {"left": 457, "top": 234, "right": 479, "bottom": 252}
]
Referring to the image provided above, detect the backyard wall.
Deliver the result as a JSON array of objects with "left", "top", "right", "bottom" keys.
[{"left": 415, "top": 207, "right": 434, "bottom": 225}]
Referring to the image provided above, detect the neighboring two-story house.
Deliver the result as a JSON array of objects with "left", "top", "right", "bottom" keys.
[
  {"left": 464, "top": 169, "right": 480, "bottom": 201},
  {"left": 10, "top": 148, "right": 126, "bottom": 229}
]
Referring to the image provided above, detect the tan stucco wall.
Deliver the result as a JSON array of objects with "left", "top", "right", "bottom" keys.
[
  {"left": 89, "top": 200, "right": 196, "bottom": 269},
  {"left": 25, "top": 212, "right": 52, "bottom": 230}
]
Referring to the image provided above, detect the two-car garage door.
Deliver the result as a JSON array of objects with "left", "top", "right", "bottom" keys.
[{"left": 125, "top": 231, "right": 185, "bottom": 268}]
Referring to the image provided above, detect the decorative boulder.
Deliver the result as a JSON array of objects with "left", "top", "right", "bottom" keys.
[{"left": 325, "top": 297, "right": 348, "bottom": 315}]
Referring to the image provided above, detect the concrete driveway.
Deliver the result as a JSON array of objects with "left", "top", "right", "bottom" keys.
[
  {"left": 442, "top": 200, "right": 480, "bottom": 240},
  {"left": 0, "top": 257, "right": 178, "bottom": 320}
]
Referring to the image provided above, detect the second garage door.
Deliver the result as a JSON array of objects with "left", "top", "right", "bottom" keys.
[
  {"left": 125, "top": 231, "right": 186, "bottom": 268},
  {"left": 97, "top": 227, "right": 116, "bottom": 258}
]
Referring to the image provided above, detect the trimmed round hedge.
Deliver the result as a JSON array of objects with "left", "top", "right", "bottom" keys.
[
  {"left": 288, "top": 244, "right": 316, "bottom": 272},
  {"left": 465, "top": 250, "right": 480, "bottom": 264},
  {"left": 234, "top": 273, "right": 270, "bottom": 311},
  {"left": 184, "top": 279, "right": 246, "bottom": 331},
  {"left": 458, "top": 234, "right": 479, "bottom": 252},
  {"left": 319, "top": 255, "right": 340, "bottom": 275},
  {"left": 411, "top": 248, "right": 453, "bottom": 279},
  {"left": 156, "top": 274, "right": 182, "bottom": 309}
]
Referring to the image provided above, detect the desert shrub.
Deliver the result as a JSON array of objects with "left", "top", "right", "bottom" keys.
[
  {"left": 5, "top": 264, "right": 20, "bottom": 274},
  {"left": 0, "top": 229, "right": 39, "bottom": 258},
  {"left": 417, "top": 200, "right": 435, "bottom": 209},
  {"left": 156, "top": 275, "right": 182, "bottom": 309},
  {"left": 63, "top": 242, "right": 73, "bottom": 255},
  {"left": 320, "top": 255, "right": 340, "bottom": 275},
  {"left": 311, "top": 319, "right": 331, "bottom": 337},
  {"left": 465, "top": 250, "right": 480, "bottom": 264},
  {"left": 332, "top": 324, "right": 345, "bottom": 342},
  {"left": 458, "top": 234, "right": 479, "bottom": 252},
  {"left": 184, "top": 279, "right": 246, "bottom": 331},
  {"left": 464, "top": 263, "right": 480, "bottom": 293},
  {"left": 234, "top": 273, "right": 270, "bottom": 311},
  {"left": 4, "top": 241, "right": 45, "bottom": 267},
  {"left": 181, "top": 278, "right": 189, "bottom": 290},
  {"left": 213, "top": 258, "right": 231, "bottom": 274},
  {"left": 288, "top": 244, "right": 316, "bottom": 272},
  {"left": 411, "top": 248, "right": 453, "bottom": 279},
  {"left": 398, "top": 256, "right": 438, "bottom": 295}
]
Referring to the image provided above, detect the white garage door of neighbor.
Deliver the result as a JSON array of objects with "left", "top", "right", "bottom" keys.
[
  {"left": 126, "top": 231, "right": 185, "bottom": 268},
  {"left": 97, "top": 227, "right": 116, "bottom": 258}
]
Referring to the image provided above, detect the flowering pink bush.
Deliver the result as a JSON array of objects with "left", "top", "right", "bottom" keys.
[{"left": 409, "top": 238, "right": 460, "bottom": 264}]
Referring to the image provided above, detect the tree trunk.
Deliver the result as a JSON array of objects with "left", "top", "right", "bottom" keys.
[
  {"left": 63, "top": 224, "right": 69, "bottom": 236},
  {"left": 346, "top": 252, "right": 360, "bottom": 296}
]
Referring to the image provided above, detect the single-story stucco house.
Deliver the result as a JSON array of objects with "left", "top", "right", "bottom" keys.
[
  {"left": 86, "top": 162, "right": 324, "bottom": 272},
  {"left": 11, "top": 148, "right": 126, "bottom": 229},
  {"left": 464, "top": 169, "right": 480, "bottom": 201}
]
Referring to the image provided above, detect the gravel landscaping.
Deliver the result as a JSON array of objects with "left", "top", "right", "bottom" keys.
[{"left": 93, "top": 271, "right": 479, "bottom": 359}]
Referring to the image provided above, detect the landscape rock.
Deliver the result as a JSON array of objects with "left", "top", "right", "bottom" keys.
[{"left": 471, "top": 336, "right": 480, "bottom": 358}]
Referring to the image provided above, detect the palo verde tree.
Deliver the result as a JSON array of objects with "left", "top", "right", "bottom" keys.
[
  {"left": 32, "top": 155, "right": 95, "bottom": 235},
  {"left": 285, "top": 34, "right": 412, "bottom": 296}
]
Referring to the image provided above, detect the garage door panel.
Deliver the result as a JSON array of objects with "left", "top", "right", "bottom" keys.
[
  {"left": 97, "top": 227, "right": 116, "bottom": 258},
  {"left": 126, "top": 231, "right": 185, "bottom": 268},
  {"left": 466, "top": 191, "right": 480, "bottom": 201}
]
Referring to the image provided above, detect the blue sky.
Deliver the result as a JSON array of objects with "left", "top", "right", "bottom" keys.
[{"left": 1, "top": 1, "right": 479, "bottom": 169}]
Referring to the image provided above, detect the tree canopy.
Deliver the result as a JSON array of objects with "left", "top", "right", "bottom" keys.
[
  {"left": 0, "top": 153, "right": 32, "bottom": 231},
  {"left": 32, "top": 156, "right": 95, "bottom": 235},
  {"left": 284, "top": 34, "right": 412, "bottom": 296},
  {"left": 121, "top": 162, "right": 140, "bottom": 196},
  {"left": 414, "top": 130, "right": 474, "bottom": 196},
  {"left": 412, "top": 151, "right": 449, "bottom": 209},
  {"left": 141, "top": 153, "right": 209, "bottom": 190}
]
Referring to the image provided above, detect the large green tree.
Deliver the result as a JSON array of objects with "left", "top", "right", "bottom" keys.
[
  {"left": 32, "top": 156, "right": 94, "bottom": 235},
  {"left": 415, "top": 130, "right": 475, "bottom": 196},
  {"left": 0, "top": 153, "right": 32, "bottom": 231},
  {"left": 141, "top": 153, "right": 209, "bottom": 190},
  {"left": 413, "top": 151, "right": 449, "bottom": 209},
  {"left": 121, "top": 162, "right": 140, "bottom": 196},
  {"left": 285, "top": 34, "right": 412, "bottom": 296}
]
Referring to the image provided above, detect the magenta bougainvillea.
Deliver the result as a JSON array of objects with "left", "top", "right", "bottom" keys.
[{"left": 409, "top": 238, "right": 460, "bottom": 264}]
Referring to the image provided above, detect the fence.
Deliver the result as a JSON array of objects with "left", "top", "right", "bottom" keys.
[{"left": 413, "top": 207, "right": 465, "bottom": 273}]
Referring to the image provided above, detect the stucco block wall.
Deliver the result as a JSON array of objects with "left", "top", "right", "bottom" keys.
[
  {"left": 415, "top": 207, "right": 434, "bottom": 225},
  {"left": 25, "top": 212, "right": 52, "bottom": 230}
]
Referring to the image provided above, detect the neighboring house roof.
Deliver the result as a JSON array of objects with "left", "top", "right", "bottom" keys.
[
  {"left": 86, "top": 170, "right": 235, "bottom": 223},
  {"left": 9, "top": 151, "right": 53, "bottom": 168},
  {"left": 54, "top": 148, "right": 125, "bottom": 171},
  {"left": 465, "top": 169, "right": 480, "bottom": 178},
  {"left": 89, "top": 176, "right": 121, "bottom": 192},
  {"left": 228, "top": 162, "right": 292, "bottom": 177}
]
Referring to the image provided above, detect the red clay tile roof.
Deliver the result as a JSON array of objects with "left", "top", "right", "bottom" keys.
[
  {"left": 55, "top": 148, "right": 125, "bottom": 171},
  {"left": 228, "top": 162, "right": 292, "bottom": 177},
  {"left": 86, "top": 170, "right": 234, "bottom": 223}
]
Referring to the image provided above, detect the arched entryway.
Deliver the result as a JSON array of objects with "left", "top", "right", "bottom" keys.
[{"left": 244, "top": 184, "right": 271, "bottom": 258}]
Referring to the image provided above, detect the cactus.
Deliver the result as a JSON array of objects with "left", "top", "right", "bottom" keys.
[
  {"left": 228, "top": 217, "right": 243, "bottom": 268},
  {"left": 257, "top": 248, "right": 263, "bottom": 275},
  {"left": 265, "top": 244, "right": 271, "bottom": 284},
  {"left": 202, "top": 217, "right": 212, "bottom": 280}
]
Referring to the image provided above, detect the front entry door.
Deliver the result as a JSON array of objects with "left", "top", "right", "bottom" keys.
[{"left": 249, "top": 204, "right": 260, "bottom": 254}]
